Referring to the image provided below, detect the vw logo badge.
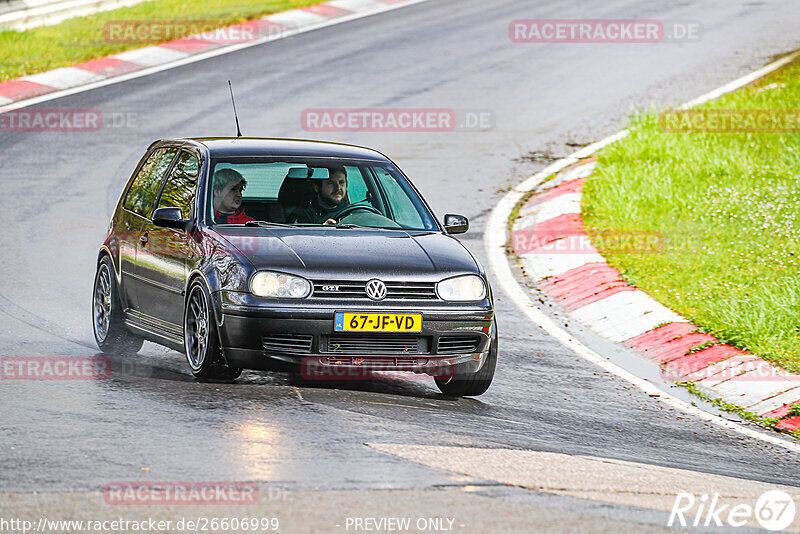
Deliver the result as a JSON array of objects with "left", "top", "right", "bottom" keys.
[{"left": 365, "top": 279, "right": 387, "bottom": 301}]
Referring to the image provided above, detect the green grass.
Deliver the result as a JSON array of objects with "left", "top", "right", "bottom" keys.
[
  {"left": 0, "top": 0, "right": 323, "bottom": 82},
  {"left": 583, "top": 56, "right": 800, "bottom": 374}
]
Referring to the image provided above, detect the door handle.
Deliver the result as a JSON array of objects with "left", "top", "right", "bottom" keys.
[{"left": 140, "top": 234, "right": 149, "bottom": 246}]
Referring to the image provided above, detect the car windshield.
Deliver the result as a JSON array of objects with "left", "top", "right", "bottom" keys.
[{"left": 207, "top": 157, "right": 439, "bottom": 231}]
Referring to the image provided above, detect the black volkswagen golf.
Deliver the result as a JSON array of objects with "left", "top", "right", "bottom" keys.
[{"left": 92, "top": 138, "right": 496, "bottom": 396}]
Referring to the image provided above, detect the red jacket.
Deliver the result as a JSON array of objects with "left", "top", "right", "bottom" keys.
[{"left": 214, "top": 208, "right": 254, "bottom": 224}]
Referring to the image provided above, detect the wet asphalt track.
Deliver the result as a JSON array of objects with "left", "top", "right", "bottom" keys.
[{"left": 3, "top": 0, "right": 800, "bottom": 530}]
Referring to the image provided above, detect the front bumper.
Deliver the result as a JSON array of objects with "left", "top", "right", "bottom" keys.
[{"left": 217, "top": 293, "right": 494, "bottom": 375}]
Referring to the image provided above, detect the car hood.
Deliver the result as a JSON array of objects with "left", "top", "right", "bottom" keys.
[{"left": 212, "top": 227, "right": 479, "bottom": 280}]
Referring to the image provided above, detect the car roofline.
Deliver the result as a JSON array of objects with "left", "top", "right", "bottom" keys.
[{"left": 151, "top": 137, "right": 392, "bottom": 162}]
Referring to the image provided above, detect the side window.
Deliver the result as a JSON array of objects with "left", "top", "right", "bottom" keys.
[
  {"left": 232, "top": 163, "right": 296, "bottom": 200},
  {"left": 373, "top": 167, "right": 425, "bottom": 228},
  {"left": 156, "top": 151, "right": 199, "bottom": 219},
  {"left": 344, "top": 166, "right": 368, "bottom": 203},
  {"left": 123, "top": 148, "right": 177, "bottom": 217}
]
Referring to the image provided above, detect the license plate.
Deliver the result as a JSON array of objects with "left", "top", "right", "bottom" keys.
[{"left": 334, "top": 312, "right": 423, "bottom": 333}]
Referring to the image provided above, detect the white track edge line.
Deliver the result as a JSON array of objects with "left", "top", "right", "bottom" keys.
[
  {"left": 680, "top": 50, "right": 800, "bottom": 110},
  {"left": 0, "top": 0, "right": 433, "bottom": 112},
  {"left": 485, "top": 51, "right": 800, "bottom": 453}
]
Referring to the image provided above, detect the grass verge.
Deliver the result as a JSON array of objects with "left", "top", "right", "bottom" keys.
[
  {"left": 582, "top": 55, "right": 800, "bottom": 374},
  {"left": 0, "top": 0, "right": 324, "bottom": 82},
  {"left": 677, "top": 381, "right": 786, "bottom": 433}
]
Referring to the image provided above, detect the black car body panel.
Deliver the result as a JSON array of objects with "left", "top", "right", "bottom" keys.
[
  {"left": 97, "top": 137, "right": 495, "bottom": 381},
  {"left": 213, "top": 227, "right": 479, "bottom": 276}
]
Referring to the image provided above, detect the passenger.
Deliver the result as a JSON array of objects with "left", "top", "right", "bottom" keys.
[
  {"left": 291, "top": 166, "right": 349, "bottom": 225},
  {"left": 213, "top": 168, "right": 254, "bottom": 224}
]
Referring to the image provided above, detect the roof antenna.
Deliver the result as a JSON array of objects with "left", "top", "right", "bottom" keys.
[{"left": 228, "top": 80, "right": 242, "bottom": 138}]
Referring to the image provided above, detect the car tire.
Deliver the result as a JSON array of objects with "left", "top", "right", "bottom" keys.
[
  {"left": 92, "top": 256, "right": 144, "bottom": 354},
  {"left": 184, "top": 280, "right": 242, "bottom": 380},
  {"left": 434, "top": 320, "right": 497, "bottom": 397}
]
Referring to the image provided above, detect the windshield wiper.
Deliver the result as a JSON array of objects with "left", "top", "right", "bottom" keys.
[
  {"left": 293, "top": 223, "right": 369, "bottom": 229},
  {"left": 333, "top": 223, "right": 371, "bottom": 229},
  {"left": 244, "top": 220, "right": 297, "bottom": 228}
]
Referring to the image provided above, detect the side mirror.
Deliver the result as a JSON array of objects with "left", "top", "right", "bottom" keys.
[
  {"left": 152, "top": 207, "right": 188, "bottom": 230},
  {"left": 443, "top": 213, "right": 469, "bottom": 235}
]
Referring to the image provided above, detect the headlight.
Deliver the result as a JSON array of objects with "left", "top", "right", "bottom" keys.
[
  {"left": 437, "top": 275, "right": 486, "bottom": 301},
  {"left": 251, "top": 271, "right": 311, "bottom": 298}
]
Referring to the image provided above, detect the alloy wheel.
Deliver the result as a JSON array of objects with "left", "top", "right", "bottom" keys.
[
  {"left": 185, "top": 286, "right": 209, "bottom": 370},
  {"left": 93, "top": 263, "right": 112, "bottom": 342}
]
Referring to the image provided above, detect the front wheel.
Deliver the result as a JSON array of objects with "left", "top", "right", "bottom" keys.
[
  {"left": 184, "top": 281, "right": 242, "bottom": 380},
  {"left": 435, "top": 321, "right": 497, "bottom": 397},
  {"left": 92, "top": 256, "right": 143, "bottom": 354}
]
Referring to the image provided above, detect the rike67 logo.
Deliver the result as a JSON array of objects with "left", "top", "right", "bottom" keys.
[{"left": 669, "top": 490, "right": 796, "bottom": 531}]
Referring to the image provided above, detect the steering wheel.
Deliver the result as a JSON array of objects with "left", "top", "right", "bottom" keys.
[{"left": 332, "top": 203, "right": 383, "bottom": 220}]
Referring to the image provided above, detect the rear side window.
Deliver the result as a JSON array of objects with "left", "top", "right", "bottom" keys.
[
  {"left": 156, "top": 151, "right": 199, "bottom": 219},
  {"left": 214, "top": 162, "right": 292, "bottom": 200},
  {"left": 124, "top": 148, "right": 177, "bottom": 217}
]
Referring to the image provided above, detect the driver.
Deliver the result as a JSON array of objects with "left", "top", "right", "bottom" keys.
[{"left": 291, "top": 166, "right": 349, "bottom": 225}]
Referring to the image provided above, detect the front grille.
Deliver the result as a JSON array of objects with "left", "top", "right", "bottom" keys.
[
  {"left": 313, "top": 280, "right": 437, "bottom": 300},
  {"left": 385, "top": 282, "right": 437, "bottom": 300},
  {"left": 313, "top": 281, "right": 365, "bottom": 299},
  {"left": 326, "top": 335, "right": 431, "bottom": 354},
  {"left": 437, "top": 336, "right": 481, "bottom": 355},
  {"left": 262, "top": 333, "right": 313, "bottom": 353}
]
